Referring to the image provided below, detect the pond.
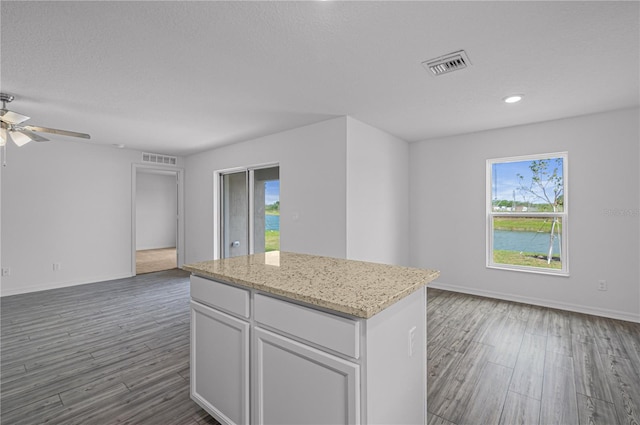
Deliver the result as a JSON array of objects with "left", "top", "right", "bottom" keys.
[
  {"left": 264, "top": 217, "right": 558, "bottom": 254},
  {"left": 266, "top": 214, "right": 280, "bottom": 231},
  {"left": 494, "top": 229, "right": 560, "bottom": 254}
]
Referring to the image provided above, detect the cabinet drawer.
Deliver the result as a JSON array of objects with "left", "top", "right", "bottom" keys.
[
  {"left": 191, "top": 275, "right": 250, "bottom": 318},
  {"left": 254, "top": 294, "right": 360, "bottom": 358}
]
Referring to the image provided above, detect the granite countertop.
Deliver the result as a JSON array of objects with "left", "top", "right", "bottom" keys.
[{"left": 183, "top": 251, "right": 439, "bottom": 319}]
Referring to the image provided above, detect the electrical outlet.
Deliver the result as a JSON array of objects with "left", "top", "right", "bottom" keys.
[
  {"left": 598, "top": 280, "right": 608, "bottom": 291},
  {"left": 53, "top": 263, "right": 62, "bottom": 271},
  {"left": 408, "top": 326, "right": 417, "bottom": 357},
  {"left": 1, "top": 267, "right": 10, "bottom": 277}
]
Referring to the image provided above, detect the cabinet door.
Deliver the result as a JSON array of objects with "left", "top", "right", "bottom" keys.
[
  {"left": 191, "top": 301, "right": 249, "bottom": 425},
  {"left": 254, "top": 327, "right": 360, "bottom": 425}
]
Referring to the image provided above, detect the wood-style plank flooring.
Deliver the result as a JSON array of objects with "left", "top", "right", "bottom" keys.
[
  {"left": 2, "top": 271, "right": 639, "bottom": 424},
  {"left": 1, "top": 269, "right": 218, "bottom": 425},
  {"left": 136, "top": 247, "right": 177, "bottom": 275},
  {"left": 427, "top": 288, "right": 640, "bottom": 425}
]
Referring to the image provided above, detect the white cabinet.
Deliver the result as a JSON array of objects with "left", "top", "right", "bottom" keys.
[
  {"left": 191, "top": 300, "right": 249, "bottom": 425},
  {"left": 190, "top": 275, "right": 427, "bottom": 425},
  {"left": 253, "top": 327, "right": 360, "bottom": 425}
]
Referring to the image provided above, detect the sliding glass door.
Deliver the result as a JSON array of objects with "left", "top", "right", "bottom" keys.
[{"left": 220, "top": 165, "right": 279, "bottom": 259}]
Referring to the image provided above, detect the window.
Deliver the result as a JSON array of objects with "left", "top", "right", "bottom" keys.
[
  {"left": 487, "top": 152, "right": 568, "bottom": 275},
  {"left": 220, "top": 165, "right": 280, "bottom": 258}
]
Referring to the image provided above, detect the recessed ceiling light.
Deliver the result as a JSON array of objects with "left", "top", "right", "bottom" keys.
[
  {"left": 112, "top": 143, "right": 126, "bottom": 149},
  {"left": 503, "top": 95, "right": 524, "bottom": 104}
]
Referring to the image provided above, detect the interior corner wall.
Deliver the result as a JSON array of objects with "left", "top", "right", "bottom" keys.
[
  {"left": 184, "top": 117, "right": 348, "bottom": 264},
  {"left": 135, "top": 172, "right": 177, "bottom": 250},
  {"left": 0, "top": 140, "right": 184, "bottom": 296},
  {"left": 346, "top": 117, "right": 410, "bottom": 266},
  {"left": 409, "top": 108, "right": 640, "bottom": 322}
]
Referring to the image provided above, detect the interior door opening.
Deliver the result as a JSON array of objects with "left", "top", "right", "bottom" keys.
[{"left": 133, "top": 166, "right": 183, "bottom": 274}]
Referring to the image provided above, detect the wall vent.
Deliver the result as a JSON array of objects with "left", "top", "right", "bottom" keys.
[
  {"left": 142, "top": 152, "right": 177, "bottom": 166},
  {"left": 422, "top": 50, "right": 471, "bottom": 76}
]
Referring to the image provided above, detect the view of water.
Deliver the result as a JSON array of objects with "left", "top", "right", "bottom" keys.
[
  {"left": 264, "top": 216, "right": 555, "bottom": 253},
  {"left": 494, "top": 229, "right": 560, "bottom": 254},
  {"left": 266, "top": 214, "right": 280, "bottom": 231}
]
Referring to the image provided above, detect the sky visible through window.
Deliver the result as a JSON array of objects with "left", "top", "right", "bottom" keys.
[
  {"left": 265, "top": 180, "right": 279, "bottom": 205},
  {"left": 492, "top": 158, "right": 563, "bottom": 205}
]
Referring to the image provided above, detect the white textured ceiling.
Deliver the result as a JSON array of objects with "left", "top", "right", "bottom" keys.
[{"left": 1, "top": 1, "right": 638, "bottom": 156}]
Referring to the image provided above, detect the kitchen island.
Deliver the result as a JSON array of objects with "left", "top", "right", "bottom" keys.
[{"left": 184, "top": 251, "right": 439, "bottom": 425}]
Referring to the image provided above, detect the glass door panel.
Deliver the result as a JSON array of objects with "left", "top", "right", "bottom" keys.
[
  {"left": 253, "top": 167, "right": 280, "bottom": 253},
  {"left": 221, "top": 171, "right": 248, "bottom": 258}
]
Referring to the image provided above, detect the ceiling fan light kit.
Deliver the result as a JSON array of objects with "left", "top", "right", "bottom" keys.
[
  {"left": 7, "top": 130, "right": 32, "bottom": 147},
  {"left": 0, "top": 125, "right": 7, "bottom": 147},
  {"left": 1, "top": 92, "right": 91, "bottom": 165}
]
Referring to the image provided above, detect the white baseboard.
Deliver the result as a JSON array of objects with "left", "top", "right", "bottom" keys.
[
  {"left": 0, "top": 272, "right": 134, "bottom": 297},
  {"left": 429, "top": 281, "right": 640, "bottom": 324}
]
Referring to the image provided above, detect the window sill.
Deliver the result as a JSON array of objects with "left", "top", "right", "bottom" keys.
[{"left": 487, "top": 263, "right": 570, "bottom": 277}]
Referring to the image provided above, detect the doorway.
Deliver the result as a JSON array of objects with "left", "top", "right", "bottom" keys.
[
  {"left": 219, "top": 165, "right": 280, "bottom": 259},
  {"left": 132, "top": 164, "right": 184, "bottom": 275}
]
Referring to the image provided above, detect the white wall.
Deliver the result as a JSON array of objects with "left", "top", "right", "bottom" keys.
[
  {"left": 184, "top": 117, "right": 348, "bottom": 263},
  {"left": 409, "top": 108, "right": 640, "bottom": 322},
  {"left": 346, "top": 117, "right": 410, "bottom": 266},
  {"left": 0, "top": 140, "right": 183, "bottom": 296},
  {"left": 185, "top": 116, "right": 411, "bottom": 267},
  {"left": 136, "top": 171, "right": 177, "bottom": 250}
]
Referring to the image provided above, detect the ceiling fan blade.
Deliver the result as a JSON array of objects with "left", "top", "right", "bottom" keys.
[
  {"left": 15, "top": 129, "right": 49, "bottom": 142},
  {"left": 0, "top": 109, "right": 31, "bottom": 125},
  {"left": 23, "top": 125, "right": 90, "bottom": 139}
]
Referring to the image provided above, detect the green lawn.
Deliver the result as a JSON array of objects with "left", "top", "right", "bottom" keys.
[
  {"left": 265, "top": 230, "right": 280, "bottom": 252},
  {"left": 493, "top": 249, "right": 561, "bottom": 269}
]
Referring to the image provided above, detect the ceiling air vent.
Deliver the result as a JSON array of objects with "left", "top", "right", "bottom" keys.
[
  {"left": 142, "top": 152, "right": 177, "bottom": 166},
  {"left": 422, "top": 50, "right": 471, "bottom": 76}
]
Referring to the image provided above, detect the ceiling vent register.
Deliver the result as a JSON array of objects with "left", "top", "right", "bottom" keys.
[
  {"left": 422, "top": 50, "right": 471, "bottom": 76},
  {"left": 142, "top": 152, "right": 177, "bottom": 166}
]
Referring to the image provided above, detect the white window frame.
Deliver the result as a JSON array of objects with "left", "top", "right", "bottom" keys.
[{"left": 486, "top": 152, "right": 569, "bottom": 276}]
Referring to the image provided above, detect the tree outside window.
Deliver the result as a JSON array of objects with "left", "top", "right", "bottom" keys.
[{"left": 487, "top": 152, "right": 569, "bottom": 275}]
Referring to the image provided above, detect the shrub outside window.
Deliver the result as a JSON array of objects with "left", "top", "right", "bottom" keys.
[{"left": 487, "top": 152, "right": 569, "bottom": 276}]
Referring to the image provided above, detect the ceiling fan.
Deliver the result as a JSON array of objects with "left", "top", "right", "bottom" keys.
[{"left": 0, "top": 93, "right": 91, "bottom": 147}]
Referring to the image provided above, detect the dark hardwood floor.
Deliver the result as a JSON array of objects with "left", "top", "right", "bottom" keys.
[
  {"left": 427, "top": 288, "right": 640, "bottom": 425},
  {"left": 1, "top": 269, "right": 218, "bottom": 425},
  {"left": 2, "top": 271, "right": 638, "bottom": 424}
]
